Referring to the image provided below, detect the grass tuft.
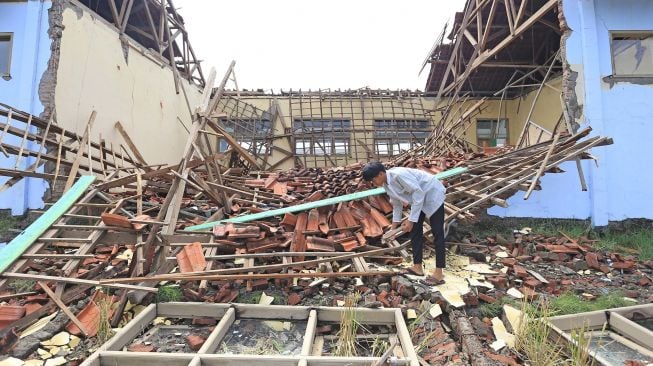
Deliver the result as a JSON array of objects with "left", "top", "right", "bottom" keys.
[
  {"left": 95, "top": 291, "right": 114, "bottom": 344},
  {"left": 334, "top": 292, "right": 361, "bottom": 357},
  {"left": 478, "top": 296, "right": 519, "bottom": 319},
  {"left": 515, "top": 299, "right": 566, "bottom": 366},
  {"left": 548, "top": 292, "right": 630, "bottom": 316},
  {"left": 0, "top": 213, "right": 18, "bottom": 237},
  {"left": 157, "top": 284, "right": 183, "bottom": 302}
]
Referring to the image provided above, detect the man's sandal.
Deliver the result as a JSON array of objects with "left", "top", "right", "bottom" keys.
[
  {"left": 420, "top": 277, "right": 445, "bottom": 286},
  {"left": 401, "top": 267, "right": 424, "bottom": 276}
]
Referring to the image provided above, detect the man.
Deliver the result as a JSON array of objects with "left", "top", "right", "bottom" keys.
[{"left": 362, "top": 161, "right": 446, "bottom": 285}]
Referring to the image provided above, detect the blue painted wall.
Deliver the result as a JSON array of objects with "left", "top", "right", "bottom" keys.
[
  {"left": 0, "top": 0, "right": 52, "bottom": 215},
  {"left": 490, "top": 0, "right": 653, "bottom": 225}
]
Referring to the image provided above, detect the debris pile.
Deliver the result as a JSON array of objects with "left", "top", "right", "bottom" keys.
[{"left": 0, "top": 88, "right": 629, "bottom": 366}]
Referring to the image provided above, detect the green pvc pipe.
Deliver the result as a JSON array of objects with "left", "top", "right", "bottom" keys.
[
  {"left": 184, "top": 166, "right": 468, "bottom": 232},
  {"left": 0, "top": 175, "right": 96, "bottom": 273}
]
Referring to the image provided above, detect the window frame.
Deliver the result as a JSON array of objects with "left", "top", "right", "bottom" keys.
[
  {"left": 218, "top": 117, "right": 273, "bottom": 156},
  {"left": 0, "top": 33, "right": 13, "bottom": 80},
  {"left": 373, "top": 119, "right": 431, "bottom": 156},
  {"left": 292, "top": 119, "right": 351, "bottom": 156},
  {"left": 609, "top": 30, "right": 653, "bottom": 78},
  {"left": 476, "top": 118, "right": 509, "bottom": 148}
]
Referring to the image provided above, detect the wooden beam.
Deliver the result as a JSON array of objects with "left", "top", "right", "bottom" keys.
[
  {"left": 107, "top": 0, "right": 122, "bottom": 28},
  {"left": 442, "top": 0, "right": 558, "bottom": 96},
  {"left": 39, "top": 281, "right": 90, "bottom": 337},
  {"left": 2, "top": 273, "right": 157, "bottom": 293},
  {"left": 63, "top": 111, "right": 96, "bottom": 192},
  {"left": 114, "top": 121, "right": 149, "bottom": 169},
  {"left": 479, "top": 0, "right": 499, "bottom": 51},
  {"left": 524, "top": 132, "right": 560, "bottom": 199}
]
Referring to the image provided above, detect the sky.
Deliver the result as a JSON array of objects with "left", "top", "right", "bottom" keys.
[{"left": 174, "top": 0, "right": 466, "bottom": 92}]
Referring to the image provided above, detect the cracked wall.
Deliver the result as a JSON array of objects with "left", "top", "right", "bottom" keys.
[{"left": 52, "top": 1, "right": 203, "bottom": 166}]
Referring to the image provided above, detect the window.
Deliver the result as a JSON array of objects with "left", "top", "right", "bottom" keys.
[
  {"left": 611, "top": 32, "right": 653, "bottom": 76},
  {"left": 373, "top": 119, "right": 431, "bottom": 156},
  {"left": 476, "top": 119, "right": 508, "bottom": 147},
  {"left": 0, "top": 33, "right": 13, "bottom": 80},
  {"left": 293, "top": 119, "right": 351, "bottom": 155},
  {"left": 218, "top": 118, "right": 272, "bottom": 155}
]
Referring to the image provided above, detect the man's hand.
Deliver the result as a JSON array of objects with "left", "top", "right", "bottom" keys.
[
  {"left": 401, "top": 220, "right": 414, "bottom": 233},
  {"left": 391, "top": 222, "right": 400, "bottom": 230}
]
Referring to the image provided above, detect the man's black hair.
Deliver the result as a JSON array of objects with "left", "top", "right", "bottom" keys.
[{"left": 362, "top": 161, "right": 386, "bottom": 181}]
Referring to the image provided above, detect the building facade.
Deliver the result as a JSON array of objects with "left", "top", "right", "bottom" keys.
[{"left": 0, "top": 0, "right": 204, "bottom": 215}]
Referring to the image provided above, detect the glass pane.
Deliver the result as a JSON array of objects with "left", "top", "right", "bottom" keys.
[
  {"left": 334, "top": 140, "right": 348, "bottom": 154},
  {"left": 0, "top": 36, "right": 9, "bottom": 74},
  {"left": 314, "top": 139, "right": 331, "bottom": 155},
  {"left": 612, "top": 34, "right": 653, "bottom": 76},
  {"left": 375, "top": 140, "right": 390, "bottom": 155},
  {"left": 413, "top": 120, "right": 429, "bottom": 129},
  {"left": 295, "top": 140, "right": 309, "bottom": 155}
]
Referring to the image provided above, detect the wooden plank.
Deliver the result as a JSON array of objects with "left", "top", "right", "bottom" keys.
[
  {"left": 99, "top": 306, "right": 158, "bottom": 355},
  {"left": 524, "top": 133, "right": 560, "bottom": 199},
  {"left": 104, "top": 244, "right": 408, "bottom": 282},
  {"left": 21, "top": 253, "right": 94, "bottom": 259},
  {"left": 0, "top": 175, "right": 95, "bottom": 273},
  {"left": 2, "top": 273, "right": 158, "bottom": 293},
  {"left": 300, "top": 310, "right": 317, "bottom": 356},
  {"left": 395, "top": 308, "right": 419, "bottom": 366},
  {"left": 38, "top": 281, "right": 90, "bottom": 336},
  {"left": 103, "top": 270, "right": 394, "bottom": 284},
  {"left": 157, "top": 302, "right": 230, "bottom": 318},
  {"left": 316, "top": 306, "right": 396, "bottom": 325},
  {"left": 64, "top": 111, "right": 96, "bottom": 192},
  {"left": 14, "top": 114, "right": 32, "bottom": 168},
  {"left": 609, "top": 312, "right": 653, "bottom": 349},
  {"left": 114, "top": 121, "right": 149, "bottom": 169},
  {"left": 197, "top": 308, "right": 235, "bottom": 353},
  {"left": 33, "top": 113, "right": 54, "bottom": 169},
  {"left": 0, "top": 108, "right": 13, "bottom": 157}
]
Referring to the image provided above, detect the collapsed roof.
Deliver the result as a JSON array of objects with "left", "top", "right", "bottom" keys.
[{"left": 424, "top": 0, "right": 562, "bottom": 98}]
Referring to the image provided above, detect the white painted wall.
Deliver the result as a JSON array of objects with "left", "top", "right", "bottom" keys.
[{"left": 54, "top": 2, "right": 203, "bottom": 166}]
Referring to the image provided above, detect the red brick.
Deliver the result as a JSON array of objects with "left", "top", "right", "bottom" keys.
[
  {"left": 192, "top": 317, "right": 217, "bottom": 326},
  {"left": 287, "top": 292, "right": 302, "bottom": 306},
  {"left": 463, "top": 293, "right": 478, "bottom": 306},
  {"left": 637, "top": 277, "right": 651, "bottom": 286},
  {"left": 250, "top": 279, "right": 269, "bottom": 291},
  {"left": 486, "top": 276, "right": 508, "bottom": 289},
  {"left": 315, "top": 325, "right": 332, "bottom": 334},
  {"left": 585, "top": 253, "right": 601, "bottom": 270},
  {"left": 500, "top": 258, "right": 517, "bottom": 267},
  {"left": 101, "top": 213, "right": 133, "bottom": 229},
  {"left": 187, "top": 335, "right": 206, "bottom": 351},
  {"left": 478, "top": 293, "right": 497, "bottom": 304},
  {"left": 512, "top": 265, "right": 528, "bottom": 278},
  {"left": 612, "top": 261, "right": 636, "bottom": 271},
  {"left": 524, "top": 278, "right": 542, "bottom": 288},
  {"left": 599, "top": 265, "right": 611, "bottom": 274},
  {"left": 176, "top": 242, "right": 207, "bottom": 273},
  {"left": 485, "top": 352, "right": 519, "bottom": 366}
]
